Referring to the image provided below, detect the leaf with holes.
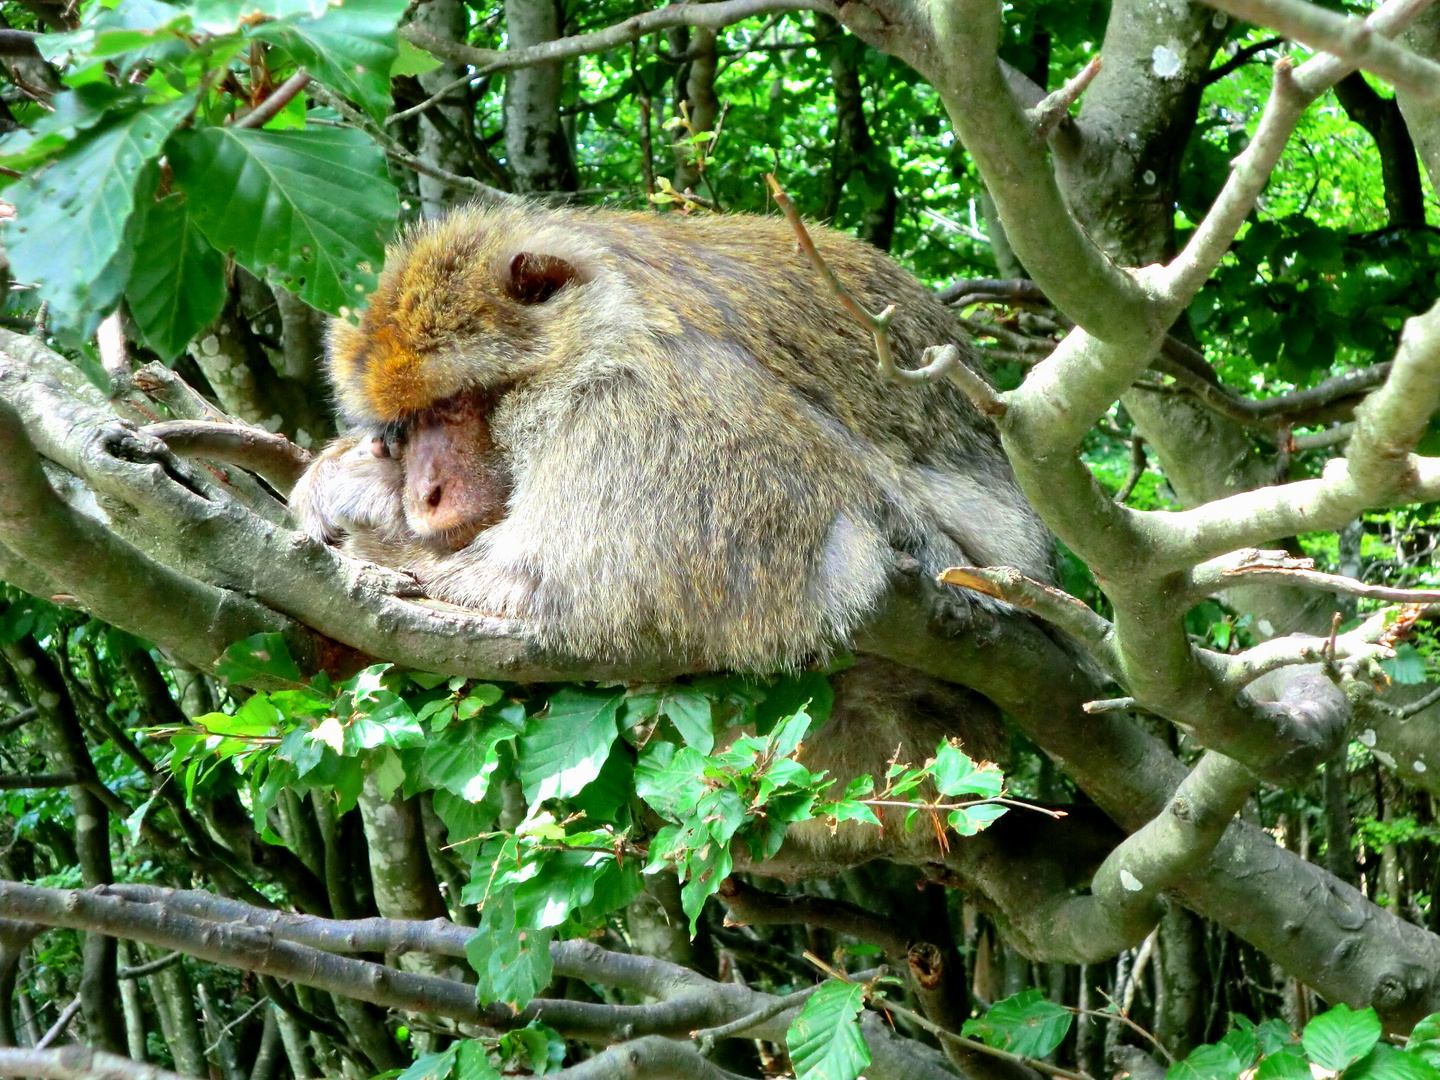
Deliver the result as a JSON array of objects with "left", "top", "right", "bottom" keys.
[
  {"left": 963, "top": 989, "right": 1073, "bottom": 1060},
  {"left": 4, "top": 94, "right": 195, "bottom": 331},
  {"left": 124, "top": 192, "right": 227, "bottom": 360},
  {"left": 166, "top": 125, "right": 396, "bottom": 316},
  {"left": 252, "top": 0, "right": 410, "bottom": 122}
]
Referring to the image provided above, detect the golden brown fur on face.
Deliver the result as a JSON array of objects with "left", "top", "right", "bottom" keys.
[{"left": 297, "top": 202, "right": 1053, "bottom": 671}]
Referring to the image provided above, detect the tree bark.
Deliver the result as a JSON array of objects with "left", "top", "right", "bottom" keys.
[
  {"left": 503, "top": 0, "right": 577, "bottom": 194},
  {"left": 0, "top": 642, "right": 125, "bottom": 1056},
  {"left": 411, "top": 0, "right": 481, "bottom": 215}
]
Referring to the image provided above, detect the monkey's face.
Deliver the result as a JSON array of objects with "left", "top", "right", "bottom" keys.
[
  {"left": 326, "top": 210, "right": 587, "bottom": 426},
  {"left": 379, "top": 389, "right": 512, "bottom": 553}
]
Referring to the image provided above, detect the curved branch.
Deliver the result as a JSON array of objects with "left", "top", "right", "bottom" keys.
[
  {"left": 0, "top": 394, "right": 314, "bottom": 673},
  {"left": 1202, "top": 0, "right": 1440, "bottom": 100},
  {"left": 837, "top": 1, "right": 1160, "bottom": 345},
  {"left": 144, "top": 421, "right": 313, "bottom": 495}
]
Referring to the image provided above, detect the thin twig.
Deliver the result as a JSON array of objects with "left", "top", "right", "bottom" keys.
[
  {"left": 1083, "top": 697, "right": 1136, "bottom": 715},
  {"left": 117, "top": 950, "right": 184, "bottom": 981},
  {"left": 1114, "top": 435, "right": 1147, "bottom": 503},
  {"left": 766, "top": 174, "right": 1005, "bottom": 415},
  {"left": 1398, "top": 684, "right": 1440, "bottom": 719},
  {"left": 387, "top": 70, "right": 477, "bottom": 125},
  {"left": 34, "top": 996, "right": 82, "bottom": 1050},
  {"left": 307, "top": 81, "right": 511, "bottom": 205},
  {"left": 691, "top": 983, "right": 822, "bottom": 1055},
  {"left": 1028, "top": 55, "right": 1102, "bottom": 139},
  {"left": 204, "top": 996, "right": 268, "bottom": 1055},
  {"left": 878, "top": 997, "right": 1094, "bottom": 1080},
  {"left": 1220, "top": 565, "right": 1440, "bottom": 604},
  {"left": 235, "top": 71, "right": 311, "bottom": 129},
  {"left": 1202, "top": 0, "right": 1440, "bottom": 101}
]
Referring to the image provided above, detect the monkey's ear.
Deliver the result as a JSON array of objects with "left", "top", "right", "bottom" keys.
[{"left": 505, "top": 252, "right": 580, "bottom": 304}]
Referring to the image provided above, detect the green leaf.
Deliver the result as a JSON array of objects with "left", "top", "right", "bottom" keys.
[
  {"left": 123, "top": 192, "right": 226, "bottom": 360},
  {"left": 167, "top": 125, "right": 396, "bottom": 316},
  {"left": 420, "top": 717, "right": 515, "bottom": 802},
  {"left": 1221, "top": 1027, "right": 1259, "bottom": 1069},
  {"left": 195, "top": 694, "right": 281, "bottom": 737},
  {"left": 396, "top": 1047, "right": 458, "bottom": 1080},
  {"left": 1380, "top": 645, "right": 1428, "bottom": 685},
  {"left": 124, "top": 795, "right": 156, "bottom": 845},
  {"left": 453, "top": 1040, "right": 499, "bottom": 1080},
  {"left": 1255, "top": 1048, "right": 1312, "bottom": 1080},
  {"left": 392, "top": 37, "right": 442, "bottom": 76},
  {"left": 191, "top": 0, "right": 330, "bottom": 33},
  {"left": 497, "top": 1024, "right": 565, "bottom": 1076},
  {"left": 786, "top": 980, "right": 871, "bottom": 1080},
  {"left": 929, "top": 742, "right": 1004, "bottom": 798},
  {"left": 517, "top": 689, "right": 623, "bottom": 805},
  {"left": 948, "top": 802, "right": 1008, "bottom": 836},
  {"left": 215, "top": 633, "right": 304, "bottom": 685},
  {"left": 962, "top": 989, "right": 1073, "bottom": 1059},
  {"left": 252, "top": 0, "right": 410, "bottom": 122},
  {"left": 754, "top": 671, "right": 833, "bottom": 734},
  {"left": 1349, "top": 1044, "right": 1440, "bottom": 1080},
  {"left": 1406, "top": 1014, "right": 1440, "bottom": 1069},
  {"left": 1166, "top": 1044, "right": 1244, "bottom": 1080},
  {"left": 657, "top": 688, "right": 716, "bottom": 754},
  {"left": 634, "top": 743, "right": 709, "bottom": 821},
  {"left": 1303, "top": 1004, "right": 1382, "bottom": 1073},
  {"left": 465, "top": 893, "right": 554, "bottom": 1009},
  {"left": 5, "top": 94, "right": 195, "bottom": 330}
]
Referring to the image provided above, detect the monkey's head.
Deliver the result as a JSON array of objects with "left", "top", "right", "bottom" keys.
[{"left": 325, "top": 206, "right": 595, "bottom": 550}]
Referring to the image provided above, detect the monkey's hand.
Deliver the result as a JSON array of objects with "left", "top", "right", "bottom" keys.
[{"left": 288, "top": 433, "right": 408, "bottom": 544}]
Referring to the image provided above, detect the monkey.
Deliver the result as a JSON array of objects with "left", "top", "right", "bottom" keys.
[{"left": 289, "top": 202, "right": 1054, "bottom": 672}]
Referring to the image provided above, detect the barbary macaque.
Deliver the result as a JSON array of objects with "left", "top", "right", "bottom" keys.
[{"left": 290, "top": 203, "right": 1053, "bottom": 671}]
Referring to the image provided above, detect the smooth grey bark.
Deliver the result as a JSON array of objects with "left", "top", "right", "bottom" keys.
[
  {"left": 197, "top": 982, "right": 243, "bottom": 1080},
  {"left": 1395, "top": 8, "right": 1440, "bottom": 188},
  {"left": 247, "top": 1008, "right": 283, "bottom": 1080},
  {"left": 356, "top": 776, "right": 467, "bottom": 983},
  {"left": 411, "top": 0, "right": 479, "bottom": 215},
  {"left": 273, "top": 1008, "right": 313, "bottom": 1080},
  {"left": 503, "top": 0, "right": 577, "bottom": 194},
  {"left": 147, "top": 951, "right": 205, "bottom": 1077},
  {"left": 820, "top": 21, "right": 897, "bottom": 249},
  {"left": 1154, "top": 906, "right": 1205, "bottom": 1058},
  {"left": 1058, "top": 0, "right": 1228, "bottom": 263},
  {"left": 114, "top": 943, "right": 146, "bottom": 1062},
  {"left": 670, "top": 24, "right": 719, "bottom": 196}
]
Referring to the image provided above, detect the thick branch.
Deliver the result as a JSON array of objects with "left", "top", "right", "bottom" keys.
[
  {"left": 836, "top": 1, "right": 1160, "bottom": 345},
  {"left": 1202, "top": 0, "right": 1440, "bottom": 100},
  {"left": 0, "top": 1048, "right": 187, "bottom": 1080},
  {"left": 0, "top": 391, "right": 312, "bottom": 673}
]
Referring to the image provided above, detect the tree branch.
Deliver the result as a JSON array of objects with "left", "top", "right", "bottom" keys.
[
  {"left": 399, "top": 1, "right": 833, "bottom": 74},
  {"left": 1202, "top": 0, "right": 1440, "bottom": 100},
  {"left": 143, "top": 421, "right": 313, "bottom": 496},
  {"left": 0, "top": 387, "right": 313, "bottom": 673},
  {"left": 0, "top": 1047, "right": 187, "bottom": 1080}
]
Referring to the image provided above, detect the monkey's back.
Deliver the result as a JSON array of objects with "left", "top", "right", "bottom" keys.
[{"left": 329, "top": 202, "right": 1052, "bottom": 669}]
